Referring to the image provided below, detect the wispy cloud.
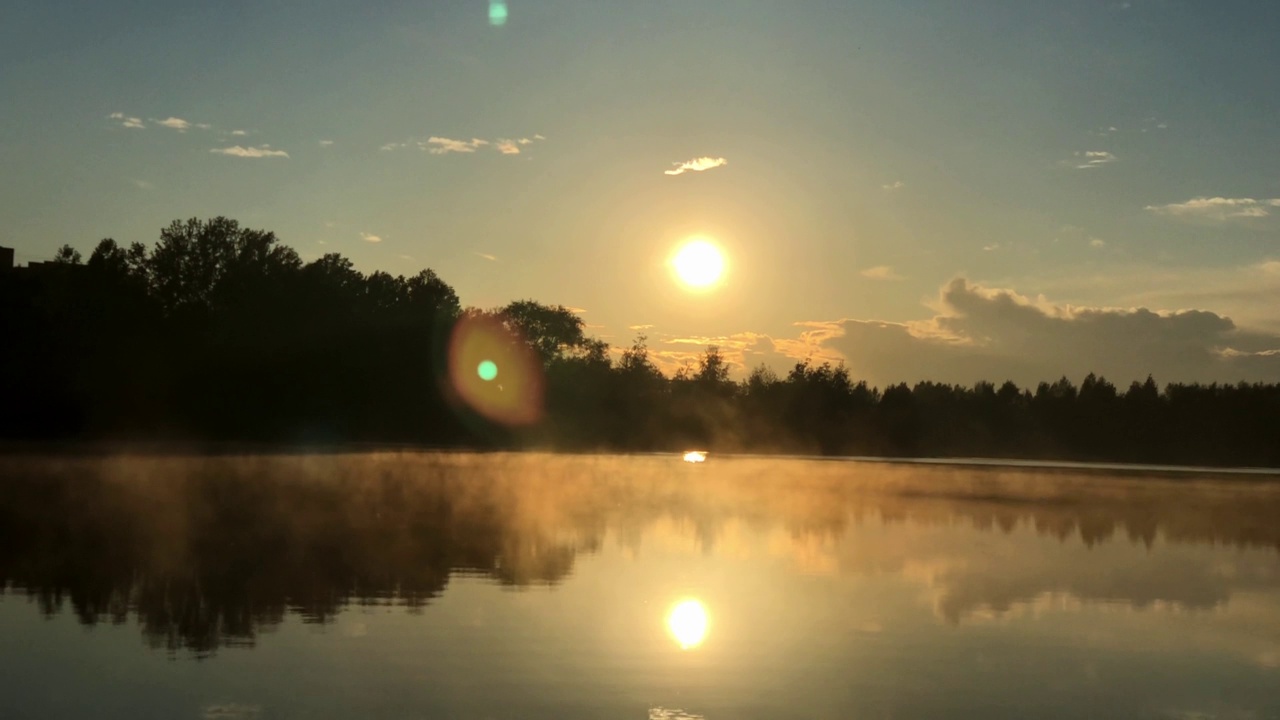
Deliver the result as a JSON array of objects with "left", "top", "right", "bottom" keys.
[
  {"left": 360, "top": 232, "right": 382, "bottom": 244},
  {"left": 860, "top": 265, "right": 903, "bottom": 281},
  {"left": 319, "top": 139, "right": 334, "bottom": 147},
  {"left": 230, "top": 130, "right": 248, "bottom": 136},
  {"left": 1090, "top": 238, "right": 1107, "bottom": 248},
  {"left": 108, "top": 112, "right": 145, "bottom": 129},
  {"left": 494, "top": 137, "right": 540, "bottom": 155},
  {"left": 474, "top": 251, "right": 498, "bottom": 261},
  {"left": 154, "top": 117, "right": 193, "bottom": 131},
  {"left": 983, "top": 243, "right": 1000, "bottom": 252},
  {"left": 383, "top": 134, "right": 544, "bottom": 156},
  {"left": 664, "top": 156, "right": 728, "bottom": 176},
  {"left": 210, "top": 145, "right": 289, "bottom": 159},
  {"left": 882, "top": 180, "right": 905, "bottom": 190},
  {"left": 1146, "top": 196, "right": 1280, "bottom": 219},
  {"left": 426, "top": 137, "right": 489, "bottom": 154},
  {"left": 133, "top": 179, "right": 153, "bottom": 190},
  {"left": 195, "top": 123, "right": 212, "bottom": 130},
  {"left": 1072, "top": 150, "right": 1117, "bottom": 169}
]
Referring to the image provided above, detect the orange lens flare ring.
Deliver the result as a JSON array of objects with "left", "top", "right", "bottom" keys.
[{"left": 446, "top": 313, "right": 544, "bottom": 426}]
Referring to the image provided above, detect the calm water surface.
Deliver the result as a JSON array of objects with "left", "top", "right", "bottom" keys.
[{"left": 2, "top": 453, "right": 1279, "bottom": 720}]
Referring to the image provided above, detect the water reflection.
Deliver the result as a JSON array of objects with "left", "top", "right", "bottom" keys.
[
  {"left": 0, "top": 452, "right": 1278, "bottom": 657},
  {"left": 667, "top": 598, "right": 709, "bottom": 649}
]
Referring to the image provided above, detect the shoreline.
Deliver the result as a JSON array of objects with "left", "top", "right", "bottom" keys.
[{"left": 1, "top": 441, "right": 1278, "bottom": 477}]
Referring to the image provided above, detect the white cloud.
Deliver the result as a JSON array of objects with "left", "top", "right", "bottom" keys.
[
  {"left": 882, "top": 180, "right": 905, "bottom": 190},
  {"left": 385, "top": 134, "right": 543, "bottom": 156},
  {"left": 983, "top": 243, "right": 1000, "bottom": 252},
  {"left": 426, "top": 137, "right": 489, "bottom": 154},
  {"left": 860, "top": 265, "right": 903, "bottom": 281},
  {"left": 664, "top": 156, "right": 729, "bottom": 176},
  {"left": 1073, "top": 150, "right": 1117, "bottom": 169},
  {"left": 133, "top": 179, "right": 153, "bottom": 190},
  {"left": 1090, "top": 238, "right": 1107, "bottom": 248},
  {"left": 154, "top": 117, "right": 192, "bottom": 131},
  {"left": 231, "top": 130, "right": 248, "bottom": 136},
  {"left": 319, "top": 139, "right": 334, "bottom": 146},
  {"left": 1146, "top": 197, "right": 1280, "bottom": 219},
  {"left": 474, "top": 251, "right": 498, "bottom": 261},
  {"left": 495, "top": 139, "right": 522, "bottom": 155},
  {"left": 195, "top": 123, "right": 212, "bottom": 130},
  {"left": 210, "top": 145, "right": 289, "bottom": 158},
  {"left": 360, "top": 232, "right": 382, "bottom": 243},
  {"left": 108, "top": 112, "right": 145, "bottom": 129}
]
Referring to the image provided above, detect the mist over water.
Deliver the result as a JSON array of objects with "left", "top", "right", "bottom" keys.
[{"left": 2, "top": 453, "right": 1279, "bottom": 719}]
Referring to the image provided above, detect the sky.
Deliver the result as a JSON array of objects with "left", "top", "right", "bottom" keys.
[{"left": 2, "top": 0, "right": 1279, "bottom": 386}]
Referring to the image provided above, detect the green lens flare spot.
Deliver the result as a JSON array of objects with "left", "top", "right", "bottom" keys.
[
  {"left": 488, "top": 1, "right": 508, "bottom": 26},
  {"left": 477, "top": 360, "right": 499, "bottom": 381}
]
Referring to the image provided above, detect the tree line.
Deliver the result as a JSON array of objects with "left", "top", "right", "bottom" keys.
[{"left": 2, "top": 216, "right": 1277, "bottom": 466}]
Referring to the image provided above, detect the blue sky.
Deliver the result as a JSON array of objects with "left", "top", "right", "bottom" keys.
[{"left": 3, "top": 0, "right": 1279, "bottom": 383}]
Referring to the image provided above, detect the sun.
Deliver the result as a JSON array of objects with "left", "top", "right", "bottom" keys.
[
  {"left": 666, "top": 598, "right": 709, "bottom": 650},
  {"left": 670, "top": 239, "right": 725, "bottom": 290}
]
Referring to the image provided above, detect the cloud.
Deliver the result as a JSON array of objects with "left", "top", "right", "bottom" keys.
[
  {"left": 474, "top": 251, "right": 498, "bottom": 261},
  {"left": 1146, "top": 197, "right": 1280, "bottom": 220},
  {"left": 231, "top": 130, "right": 248, "bottom": 136},
  {"left": 1090, "top": 238, "right": 1107, "bottom": 248},
  {"left": 860, "top": 265, "right": 903, "bottom": 281},
  {"left": 108, "top": 112, "right": 145, "bottom": 129},
  {"left": 882, "top": 180, "right": 905, "bottom": 190},
  {"left": 195, "top": 123, "right": 212, "bottom": 130},
  {"left": 210, "top": 145, "right": 289, "bottom": 158},
  {"left": 360, "top": 232, "right": 382, "bottom": 244},
  {"left": 319, "top": 139, "right": 334, "bottom": 146},
  {"left": 383, "top": 135, "right": 543, "bottom": 156},
  {"left": 154, "top": 117, "right": 192, "bottom": 131},
  {"left": 776, "top": 278, "right": 1280, "bottom": 386},
  {"left": 1073, "top": 150, "right": 1117, "bottom": 169},
  {"left": 495, "top": 139, "right": 522, "bottom": 155},
  {"left": 133, "top": 179, "right": 153, "bottom": 190},
  {"left": 426, "top": 137, "right": 489, "bottom": 154},
  {"left": 983, "top": 243, "right": 1000, "bottom": 252},
  {"left": 664, "top": 156, "right": 728, "bottom": 176}
]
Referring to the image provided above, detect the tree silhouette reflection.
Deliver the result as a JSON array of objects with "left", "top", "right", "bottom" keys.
[{"left": 1, "top": 454, "right": 1277, "bottom": 654}]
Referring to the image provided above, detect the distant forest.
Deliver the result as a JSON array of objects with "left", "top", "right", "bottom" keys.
[{"left": 2, "top": 217, "right": 1277, "bottom": 467}]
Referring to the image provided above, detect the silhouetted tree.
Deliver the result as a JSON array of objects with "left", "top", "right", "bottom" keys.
[{"left": 3, "top": 217, "right": 1279, "bottom": 466}]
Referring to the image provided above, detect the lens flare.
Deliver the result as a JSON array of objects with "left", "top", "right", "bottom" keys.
[
  {"left": 666, "top": 599, "right": 709, "bottom": 650},
  {"left": 488, "top": 0, "right": 508, "bottom": 26},
  {"left": 447, "top": 313, "right": 543, "bottom": 426}
]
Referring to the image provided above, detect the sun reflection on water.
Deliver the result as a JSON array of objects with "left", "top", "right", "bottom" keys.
[
  {"left": 682, "top": 451, "right": 707, "bottom": 463},
  {"left": 666, "top": 599, "right": 709, "bottom": 650}
]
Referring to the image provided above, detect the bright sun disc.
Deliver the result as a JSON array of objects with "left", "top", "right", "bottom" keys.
[
  {"left": 666, "top": 599, "right": 709, "bottom": 650},
  {"left": 670, "top": 239, "right": 725, "bottom": 290}
]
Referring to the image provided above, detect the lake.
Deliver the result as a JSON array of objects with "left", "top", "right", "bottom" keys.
[{"left": 2, "top": 452, "right": 1279, "bottom": 720}]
